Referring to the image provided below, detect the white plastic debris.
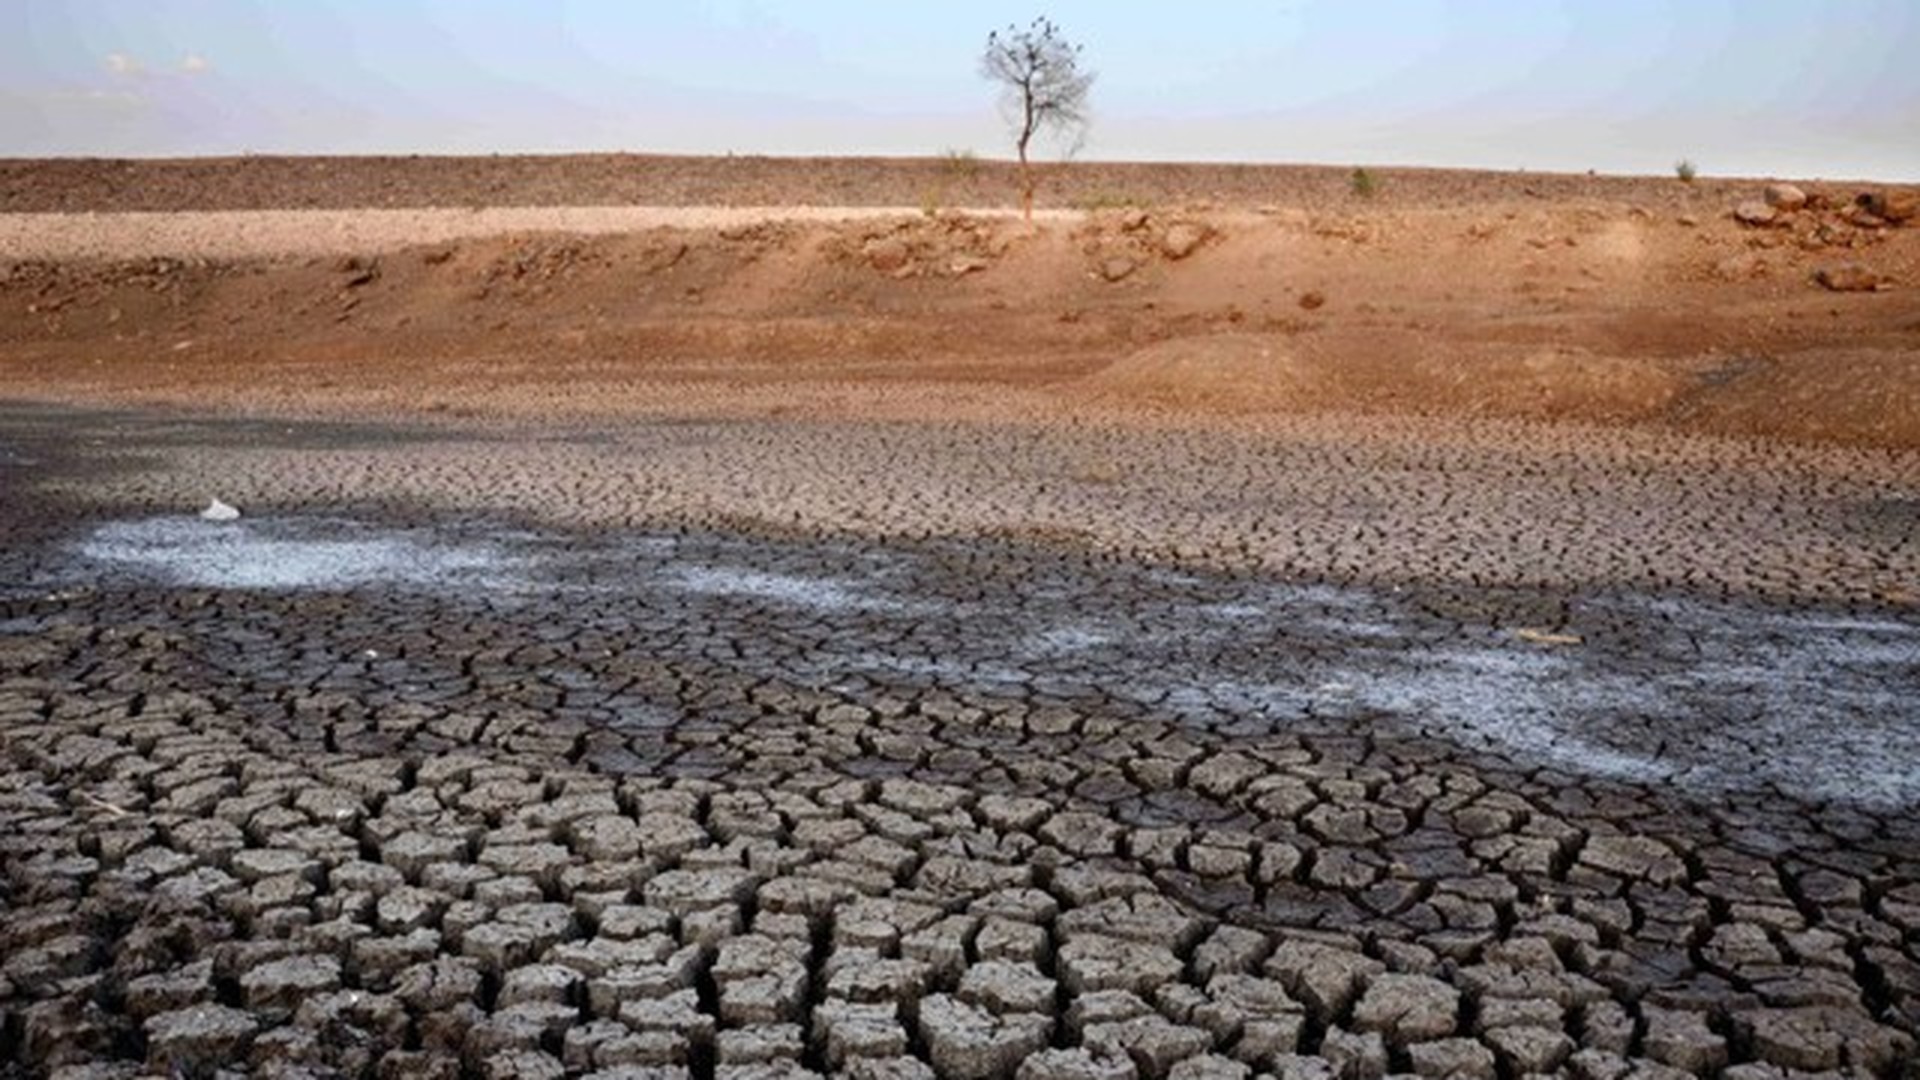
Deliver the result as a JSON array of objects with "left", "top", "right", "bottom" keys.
[{"left": 199, "top": 499, "right": 242, "bottom": 522}]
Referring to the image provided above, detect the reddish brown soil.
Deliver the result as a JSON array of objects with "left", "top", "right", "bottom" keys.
[
  {"left": 0, "top": 153, "right": 1843, "bottom": 213},
  {"left": 2, "top": 155, "right": 1917, "bottom": 449}
]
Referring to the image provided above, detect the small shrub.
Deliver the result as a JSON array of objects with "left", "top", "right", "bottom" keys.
[
  {"left": 942, "top": 148, "right": 981, "bottom": 181},
  {"left": 1674, "top": 159, "right": 1698, "bottom": 184},
  {"left": 1350, "top": 167, "right": 1377, "bottom": 199}
]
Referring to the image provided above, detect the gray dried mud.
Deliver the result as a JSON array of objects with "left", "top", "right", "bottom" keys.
[{"left": 1, "top": 404, "right": 1917, "bottom": 1079}]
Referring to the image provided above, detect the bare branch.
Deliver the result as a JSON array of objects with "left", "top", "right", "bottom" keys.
[{"left": 980, "top": 17, "right": 1094, "bottom": 220}]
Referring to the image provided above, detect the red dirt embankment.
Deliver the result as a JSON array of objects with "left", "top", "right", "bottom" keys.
[{"left": 1, "top": 156, "right": 1916, "bottom": 448}]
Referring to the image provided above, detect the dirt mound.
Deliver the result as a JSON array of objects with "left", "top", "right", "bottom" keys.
[
  {"left": 1083, "top": 334, "right": 1313, "bottom": 406},
  {"left": 1667, "top": 347, "right": 1920, "bottom": 447},
  {"left": 1084, "top": 331, "right": 1696, "bottom": 422},
  {"left": 1386, "top": 339, "right": 1693, "bottom": 420},
  {"left": 825, "top": 212, "right": 1012, "bottom": 279},
  {"left": 4, "top": 179, "right": 1919, "bottom": 449}
]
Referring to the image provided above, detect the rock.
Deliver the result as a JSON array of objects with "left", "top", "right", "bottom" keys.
[
  {"left": 199, "top": 499, "right": 241, "bottom": 522},
  {"left": 917, "top": 994, "right": 1051, "bottom": 1080},
  {"left": 1713, "top": 252, "right": 1767, "bottom": 281},
  {"left": 865, "top": 237, "right": 912, "bottom": 273},
  {"left": 1350, "top": 973, "right": 1460, "bottom": 1044},
  {"left": 1845, "top": 204, "right": 1891, "bottom": 229},
  {"left": 1160, "top": 223, "right": 1208, "bottom": 261},
  {"left": 1098, "top": 257, "right": 1139, "bottom": 283},
  {"left": 1815, "top": 264, "right": 1886, "bottom": 292},
  {"left": 337, "top": 256, "right": 379, "bottom": 287},
  {"left": 1763, "top": 184, "right": 1808, "bottom": 211},
  {"left": 1733, "top": 201, "right": 1779, "bottom": 227},
  {"left": 1297, "top": 291, "right": 1326, "bottom": 311},
  {"left": 1857, "top": 190, "right": 1918, "bottom": 224},
  {"left": 1120, "top": 209, "right": 1152, "bottom": 232},
  {"left": 145, "top": 1004, "right": 259, "bottom": 1076}
]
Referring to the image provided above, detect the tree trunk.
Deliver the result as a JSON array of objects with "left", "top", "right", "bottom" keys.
[
  {"left": 1017, "top": 140, "right": 1033, "bottom": 222},
  {"left": 1018, "top": 93, "right": 1036, "bottom": 223}
]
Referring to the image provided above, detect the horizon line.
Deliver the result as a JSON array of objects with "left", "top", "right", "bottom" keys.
[{"left": 2, "top": 150, "right": 1914, "bottom": 186}]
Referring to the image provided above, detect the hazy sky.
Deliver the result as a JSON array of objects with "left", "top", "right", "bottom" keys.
[{"left": 6, "top": 1, "right": 1917, "bottom": 179}]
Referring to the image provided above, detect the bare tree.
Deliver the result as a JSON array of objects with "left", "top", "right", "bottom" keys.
[{"left": 981, "top": 17, "right": 1093, "bottom": 221}]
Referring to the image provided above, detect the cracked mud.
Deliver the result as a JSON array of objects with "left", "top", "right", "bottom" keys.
[{"left": 2, "top": 407, "right": 1917, "bottom": 1080}]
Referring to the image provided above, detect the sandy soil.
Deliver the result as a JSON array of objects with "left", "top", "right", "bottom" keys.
[
  {"left": 0, "top": 207, "right": 1077, "bottom": 262},
  {"left": 2, "top": 156, "right": 1917, "bottom": 450}
]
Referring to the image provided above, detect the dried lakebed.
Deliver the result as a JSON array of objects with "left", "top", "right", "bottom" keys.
[{"left": 2, "top": 420, "right": 1918, "bottom": 1078}]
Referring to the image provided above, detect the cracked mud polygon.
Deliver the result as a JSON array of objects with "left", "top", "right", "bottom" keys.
[{"left": 3, "top": 401, "right": 1917, "bottom": 1080}]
